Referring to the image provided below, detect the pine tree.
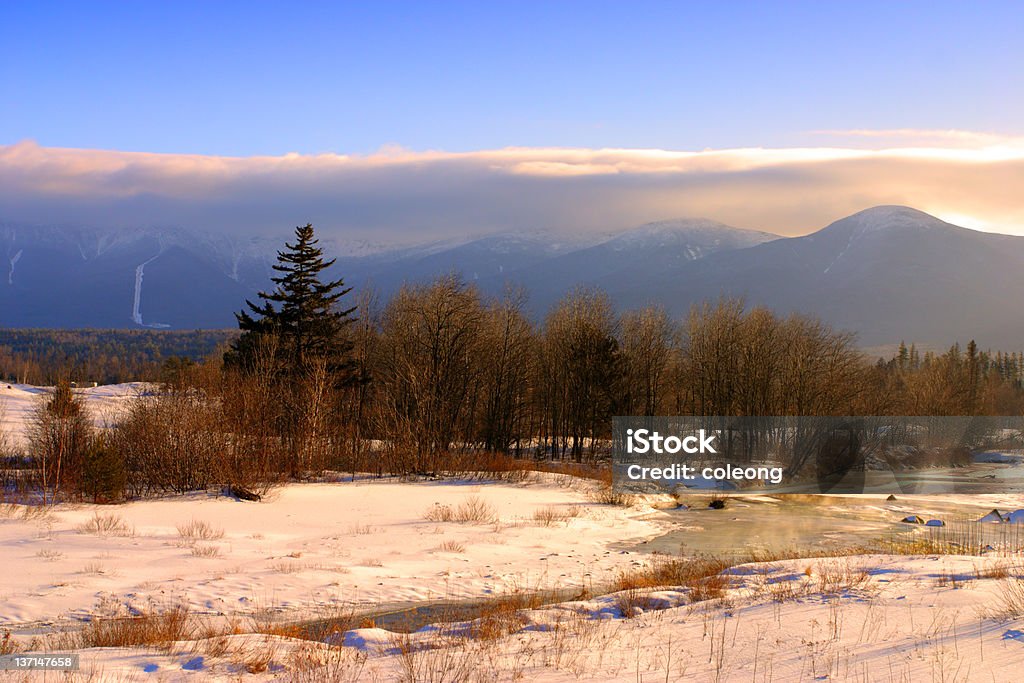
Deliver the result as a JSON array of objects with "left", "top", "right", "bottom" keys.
[
  {"left": 30, "top": 380, "right": 93, "bottom": 504},
  {"left": 897, "top": 341, "right": 908, "bottom": 371},
  {"left": 226, "top": 224, "right": 358, "bottom": 383},
  {"left": 81, "top": 435, "right": 126, "bottom": 503}
]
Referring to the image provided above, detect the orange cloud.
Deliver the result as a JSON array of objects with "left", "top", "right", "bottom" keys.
[{"left": 2, "top": 137, "right": 1023, "bottom": 238}]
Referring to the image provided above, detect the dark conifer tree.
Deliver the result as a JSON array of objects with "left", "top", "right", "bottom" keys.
[{"left": 227, "top": 224, "right": 358, "bottom": 383}]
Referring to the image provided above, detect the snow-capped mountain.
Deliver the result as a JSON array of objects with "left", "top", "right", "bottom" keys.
[
  {"left": 4, "top": 207, "right": 1024, "bottom": 348},
  {"left": 0, "top": 223, "right": 254, "bottom": 328},
  {"left": 616, "top": 206, "right": 1024, "bottom": 346},
  {"left": 484, "top": 219, "right": 778, "bottom": 310},
  {"left": 0, "top": 217, "right": 772, "bottom": 329}
]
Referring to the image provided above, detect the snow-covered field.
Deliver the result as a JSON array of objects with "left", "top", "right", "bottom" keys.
[
  {"left": 0, "top": 478, "right": 662, "bottom": 628},
  {"left": 0, "top": 479, "right": 1023, "bottom": 680},
  {"left": 0, "top": 382, "right": 145, "bottom": 448},
  {"left": 3, "top": 385, "right": 1024, "bottom": 680}
]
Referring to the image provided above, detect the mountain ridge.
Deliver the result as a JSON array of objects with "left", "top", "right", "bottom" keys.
[{"left": 3, "top": 207, "right": 1023, "bottom": 348}]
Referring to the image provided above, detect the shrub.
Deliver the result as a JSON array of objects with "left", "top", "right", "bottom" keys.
[
  {"left": 533, "top": 504, "right": 580, "bottom": 526},
  {"left": 28, "top": 381, "right": 94, "bottom": 504},
  {"left": 613, "top": 556, "right": 732, "bottom": 593},
  {"left": 989, "top": 578, "right": 1024, "bottom": 619},
  {"left": 424, "top": 503, "right": 454, "bottom": 522},
  {"left": 191, "top": 544, "right": 223, "bottom": 559},
  {"left": 111, "top": 391, "right": 224, "bottom": 497},
  {"left": 0, "top": 629, "right": 17, "bottom": 655},
  {"left": 453, "top": 496, "right": 497, "bottom": 523},
  {"left": 73, "top": 605, "right": 193, "bottom": 651},
  {"left": 177, "top": 519, "right": 225, "bottom": 542},
  {"left": 288, "top": 642, "right": 368, "bottom": 683},
  {"left": 76, "top": 512, "right": 133, "bottom": 537},
  {"left": 587, "top": 485, "right": 633, "bottom": 506},
  {"left": 438, "top": 540, "right": 466, "bottom": 553},
  {"left": 80, "top": 435, "right": 126, "bottom": 504},
  {"left": 424, "top": 496, "right": 497, "bottom": 524}
]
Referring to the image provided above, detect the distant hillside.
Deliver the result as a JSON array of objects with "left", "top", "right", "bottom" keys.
[
  {"left": 4, "top": 207, "right": 1024, "bottom": 347},
  {"left": 614, "top": 207, "right": 1024, "bottom": 347},
  {"left": 0, "top": 328, "right": 237, "bottom": 384}
]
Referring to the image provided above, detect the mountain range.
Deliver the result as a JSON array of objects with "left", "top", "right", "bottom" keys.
[{"left": 2, "top": 206, "right": 1022, "bottom": 348}]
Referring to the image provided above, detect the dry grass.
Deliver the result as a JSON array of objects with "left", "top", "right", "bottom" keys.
[
  {"left": 232, "top": 637, "right": 280, "bottom": 674},
  {"left": 468, "top": 592, "right": 546, "bottom": 640},
  {"left": 688, "top": 572, "right": 731, "bottom": 603},
  {"left": 273, "top": 561, "right": 308, "bottom": 574},
  {"left": 423, "top": 496, "right": 497, "bottom": 524},
  {"left": 587, "top": 485, "right": 634, "bottom": 506},
  {"left": 454, "top": 496, "right": 498, "bottom": 523},
  {"left": 391, "top": 625, "right": 478, "bottom": 683},
  {"left": 612, "top": 588, "right": 661, "bottom": 618},
  {"left": 177, "top": 519, "right": 225, "bottom": 542},
  {"left": 54, "top": 604, "right": 194, "bottom": 652},
  {"left": 288, "top": 642, "right": 368, "bottom": 682},
  {"left": 198, "top": 633, "right": 232, "bottom": 658},
  {"left": 532, "top": 504, "right": 581, "bottom": 526},
  {"left": 35, "top": 548, "right": 64, "bottom": 561},
  {"left": 191, "top": 544, "right": 223, "bottom": 559},
  {"left": 1, "top": 503, "right": 52, "bottom": 522},
  {"left": 975, "top": 560, "right": 1020, "bottom": 580},
  {"left": 1, "top": 629, "right": 17, "bottom": 655},
  {"left": 437, "top": 539, "right": 466, "bottom": 553},
  {"left": 935, "top": 571, "right": 973, "bottom": 589},
  {"left": 611, "top": 548, "right": 878, "bottom": 609},
  {"left": 986, "top": 577, "right": 1024, "bottom": 619},
  {"left": 613, "top": 556, "right": 732, "bottom": 595},
  {"left": 424, "top": 503, "right": 455, "bottom": 522},
  {"left": 872, "top": 519, "right": 1024, "bottom": 556},
  {"left": 810, "top": 558, "right": 871, "bottom": 595},
  {"left": 439, "top": 450, "right": 610, "bottom": 484},
  {"left": 76, "top": 512, "right": 133, "bottom": 537}
]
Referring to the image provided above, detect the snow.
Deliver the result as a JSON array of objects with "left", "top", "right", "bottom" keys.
[
  {"left": 601, "top": 218, "right": 775, "bottom": 252},
  {"left": 0, "top": 382, "right": 146, "bottom": 448},
  {"left": 339, "top": 627, "right": 394, "bottom": 651},
  {"left": 0, "top": 477, "right": 663, "bottom": 628},
  {"left": 132, "top": 248, "right": 170, "bottom": 328},
  {"left": 822, "top": 205, "right": 953, "bottom": 274},
  {"left": 840, "top": 205, "right": 950, "bottom": 237},
  {"left": 7, "top": 248, "right": 21, "bottom": 285},
  {"left": 4, "top": 383, "right": 1024, "bottom": 680},
  {"left": 980, "top": 509, "right": 1006, "bottom": 523},
  {"left": 1006, "top": 509, "right": 1024, "bottom": 524},
  {"left": 23, "top": 551, "right": 1024, "bottom": 681}
]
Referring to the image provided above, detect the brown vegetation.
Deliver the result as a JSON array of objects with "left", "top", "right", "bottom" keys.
[{"left": 11, "top": 268, "right": 1024, "bottom": 503}]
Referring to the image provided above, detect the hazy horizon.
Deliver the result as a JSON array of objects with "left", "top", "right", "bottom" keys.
[{"left": 3, "top": 140, "right": 1024, "bottom": 242}]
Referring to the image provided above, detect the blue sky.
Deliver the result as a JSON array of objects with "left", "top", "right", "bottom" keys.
[
  {"left": 3, "top": 1, "right": 1022, "bottom": 155},
  {"left": 2, "top": 2, "right": 1024, "bottom": 238}
]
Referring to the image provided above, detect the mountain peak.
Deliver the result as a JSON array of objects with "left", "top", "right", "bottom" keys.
[
  {"left": 604, "top": 218, "right": 778, "bottom": 250},
  {"left": 823, "top": 205, "right": 953, "bottom": 237}
]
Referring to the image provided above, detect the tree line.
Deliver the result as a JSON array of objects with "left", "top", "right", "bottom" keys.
[
  {"left": 0, "top": 329, "right": 235, "bottom": 385},
  {"left": 6, "top": 223, "right": 1024, "bottom": 503}
]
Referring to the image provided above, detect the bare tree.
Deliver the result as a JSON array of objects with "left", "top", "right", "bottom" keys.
[
  {"left": 374, "top": 275, "right": 485, "bottom": 470},
  {"left": 477, "top": 287, "right": 535, "bottom": 454},
  {"left": 539, "top": 289, "right": 621, "bottom": 461},
  {"left": 619, "top": 306, "right": 676, "bottom": 416}
]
